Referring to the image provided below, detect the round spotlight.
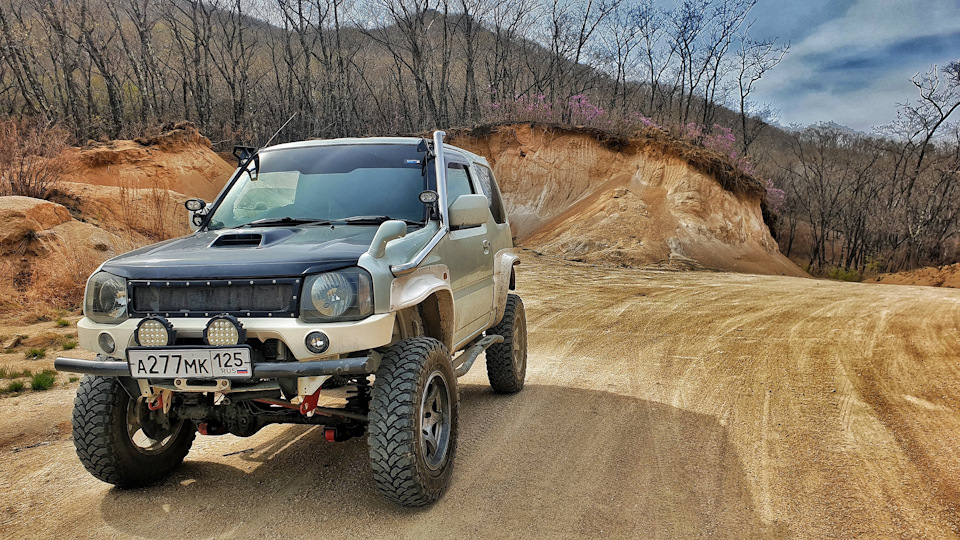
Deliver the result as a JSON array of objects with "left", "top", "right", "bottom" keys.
[
  {"left": 98, "top": 332, "right": 116, "bottom": 354},
  {"left": 135, "top": 316, "right": 175, "bottom": 347},
  {"left": 204, "top": 314, "right": 245, "bottom": 346},
  {"left": 305, "top": 331, "right": 330, "bottom": 354}
]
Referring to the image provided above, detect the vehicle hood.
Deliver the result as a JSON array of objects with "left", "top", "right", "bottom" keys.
[{"left": 101, "top": 226, "right": 378, "bottom": 280}]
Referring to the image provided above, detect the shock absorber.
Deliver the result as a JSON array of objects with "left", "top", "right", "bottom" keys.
[{"left": 345, "top": 376, "right": 371, "bottom": 416}]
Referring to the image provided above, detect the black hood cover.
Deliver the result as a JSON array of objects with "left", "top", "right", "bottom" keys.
[{"left": 101, "top": 226, "right": 376, "bottom": 280}]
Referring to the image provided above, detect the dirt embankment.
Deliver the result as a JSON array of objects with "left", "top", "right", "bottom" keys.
[
  {"left": 61, "top": 122, "right": 234, "bottom": 202},
  {"left": 449, "top": 124, "right": 804, "bottom": 277},
  {"left": 867, "top": 263, "right": 960, "bottom": 288},
  {"left": 0, "top": 124, "right": 233, "bottom": 315}
]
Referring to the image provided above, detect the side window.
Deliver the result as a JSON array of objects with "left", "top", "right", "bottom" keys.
[
  {"left": 472, "top": 163, "right": 507, "bottom": 224},
  {"left": 446, "top": 162, "right": 474, "bottom": 212}
]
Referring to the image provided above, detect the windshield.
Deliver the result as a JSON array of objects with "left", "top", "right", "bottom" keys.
[{"left": 206, "top": 143, "right": 430, "bottom": 230}]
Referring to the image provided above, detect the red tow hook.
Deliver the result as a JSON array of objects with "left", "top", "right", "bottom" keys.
[
  {"left": 324, "top": 428, "right": 337, "bottom": 443},
  {"left": 300, "top": 387, "right": 322, "bottom": 416},
  {"left": 147, "top": 393, "right": 163, "bottom": 411}
]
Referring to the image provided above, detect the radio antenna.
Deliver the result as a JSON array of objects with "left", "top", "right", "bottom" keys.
[{"left": 262, "top": 112, "right": 298, "bottom": 149}]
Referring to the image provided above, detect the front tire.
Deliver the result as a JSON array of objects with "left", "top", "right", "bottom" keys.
[
  {"left": 368, "top": 337, "right": 459, "bottom": 506},
  {"left": 72, "top": 375, "right": 195, "bottom": 488},
  {"left": 486, "top": 293, "right": 527, "bottom": 393}
]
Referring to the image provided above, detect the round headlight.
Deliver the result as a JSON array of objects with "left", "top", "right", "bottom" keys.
[
  {"left": 135, "top": 317, "right": 175, "bottom": 347},
  {"left": 309, "top": 273, "right": 355, "bottom": 318},
  {"left": 84, "top": 272, "right": 128, "bottom": 324},
  {"left": 300, "top": 269, "right": 373, "bottom": 322},
  {"left": 204, "top": 314, "right": 245, "bottom": 346}
]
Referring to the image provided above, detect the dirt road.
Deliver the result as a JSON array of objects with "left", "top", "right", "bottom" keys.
[{"left": 2, "top": 254, "right": 959, "bottom": 538}]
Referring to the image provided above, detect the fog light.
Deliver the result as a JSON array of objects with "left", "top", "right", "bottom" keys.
[
  {"left": 135, "top": 316, "right": 175, "bottom": 347},
  {"left": 305, "top": 331, "right": 330, "bottom": 354},
  {"left": 98, "top": 332, "right": 116, "bottom": 354},
  {"left": 204, "top": 314, "right": 245, "bottom": 346}
]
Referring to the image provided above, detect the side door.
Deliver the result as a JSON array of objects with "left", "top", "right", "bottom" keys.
[{"left": 440, "top": 158, "right": 496, "bottom": 346}]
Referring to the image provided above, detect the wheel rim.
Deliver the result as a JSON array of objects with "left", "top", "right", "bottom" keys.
[
  {"left": 420, "top": 370, "right": 452, "bottom": 471},
  {"left": 126, "top": 398, "right": 184, "bottom": 455},
  {"left": 513, "top": 307, "right": 527, "bottom": 378}
]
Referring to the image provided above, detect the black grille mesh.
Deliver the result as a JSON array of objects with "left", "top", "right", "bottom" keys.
[{"left": 131, "top": 281, "right": 295, "bottom": 315}]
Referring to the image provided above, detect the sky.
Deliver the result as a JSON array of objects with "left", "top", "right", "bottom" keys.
[{"left": 744, "top": 0, "right": 960, "bottom": 132}]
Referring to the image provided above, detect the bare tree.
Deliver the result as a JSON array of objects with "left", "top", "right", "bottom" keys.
[{"left": 735, "top": 26, "right": 786, "bottom": 155}]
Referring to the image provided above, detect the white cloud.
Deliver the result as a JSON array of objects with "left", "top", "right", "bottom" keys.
[
  {"left": 751, "top": 0, "right": 960, "bottom": 130},
  {"left": 796, "top": 0, "right": 960, "bottom": 56}
]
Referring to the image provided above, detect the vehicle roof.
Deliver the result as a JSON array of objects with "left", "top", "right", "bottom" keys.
[{"left": 263, "top": 136, "right": 490, "bottom": 167}]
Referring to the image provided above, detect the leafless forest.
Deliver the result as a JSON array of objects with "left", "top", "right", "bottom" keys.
[{"left": 0, "top": 0, "right": 958, "bottom": 274}]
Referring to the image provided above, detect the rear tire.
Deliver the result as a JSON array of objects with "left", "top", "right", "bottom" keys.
[
  {"left": 486, "top": 293, "right": 527, "bottom": 393},
  {"left": 368, "top": 337, "right": 458, "bottom": 506},
  {"left": 72, "top": 375, "right": 195, "bottom": 488}
]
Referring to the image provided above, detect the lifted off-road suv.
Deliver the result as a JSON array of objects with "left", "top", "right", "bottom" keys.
[{"left": 55, "top": 131, "right": 525, "bottom": 506}]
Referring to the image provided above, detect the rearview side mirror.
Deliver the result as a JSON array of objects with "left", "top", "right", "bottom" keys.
[{"left": 448, "top": 194, "right": 489, "bottom": 229}]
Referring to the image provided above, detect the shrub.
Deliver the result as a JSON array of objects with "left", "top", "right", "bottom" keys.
[
  {"left": 5, "top": 380, "right": 25, "bottom": 393},
  {"left": 828, "top": 267, "right": 863, "bottom": 282},
  {"left": 25, "top": 348, "right": 46, "bottom": 359},
  {"left": 0, "top": 117, "right": 68, "bottom": 199},
  {"left": 62, "top": 341, "right": 77, "bottom": 350},
  {"left": 30, "top": 370, "right": 56, "bottom": 391},
  {"left": 55, "top": 318, "right": 70, "bottom": 327}
]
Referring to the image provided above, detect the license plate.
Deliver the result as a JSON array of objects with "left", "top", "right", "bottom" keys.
[{"left": 127, "top": 347, "right": 252, "bottom": 379}]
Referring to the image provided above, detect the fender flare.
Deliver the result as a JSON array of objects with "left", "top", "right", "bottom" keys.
[
  {"left": 389, "top": 265, "right": 455, "bottom": 351},
  {"left": 493, "top": 250, "right": 520, "bottom": 325}
]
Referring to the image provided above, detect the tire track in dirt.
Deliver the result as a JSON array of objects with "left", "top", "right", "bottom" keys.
[{"left": 1, "top": 254, "right": 959, "bottom": 538}]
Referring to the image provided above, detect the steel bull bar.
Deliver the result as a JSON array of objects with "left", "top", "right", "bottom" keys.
[{"left": 54, "top": 355, "right": 376, "bottom": 378}]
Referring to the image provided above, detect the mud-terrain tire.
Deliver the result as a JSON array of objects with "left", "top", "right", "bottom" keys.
[
  {"left": 486, "top": 293, "right": 527, "bottom": 394},
  {"left": 368, "top": 337, "right": 458, "bottom": 506},
  {"left": 72, "top": 375, "right": 195, "bottom": 488}
]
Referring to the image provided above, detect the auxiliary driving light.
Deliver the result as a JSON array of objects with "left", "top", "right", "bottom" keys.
[
  {"left": 305, "top": 331, "right": 330, "bottom": 354},
  {"left": 204, "top": 314, "right": 245, "bottom": 346},
  {"left": 134, "top": 316, "right": 175, "bottom": 347}
]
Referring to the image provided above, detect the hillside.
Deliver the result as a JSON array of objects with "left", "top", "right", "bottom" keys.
[
  {"left": 866, "top": 263, "right": 960, "bottom": 288},
  {"left": 0, "top": 124, "right": 233, "bottom": 315},
  {"left": 450, "top": 124, "right": 804, "bottom": 276}
]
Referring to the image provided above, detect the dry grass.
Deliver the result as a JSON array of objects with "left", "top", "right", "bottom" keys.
[
  {"left": 24, "top": 244, "right": 105, "bottom": 313},
  {"left": 0, "top": 117, "right": 69, "bottom": 199}
]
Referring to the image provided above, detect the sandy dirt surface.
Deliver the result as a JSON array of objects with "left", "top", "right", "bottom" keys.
[
  {"left": 2, "top": 253, "right": 959, "bottom": 538},
  {"left": 867, "top": 263, "right": 960, "bottom": 288}
]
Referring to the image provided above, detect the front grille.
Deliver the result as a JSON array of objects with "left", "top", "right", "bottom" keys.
[{"left": 129, "top": 279, "right": 300, "bottom": 317}]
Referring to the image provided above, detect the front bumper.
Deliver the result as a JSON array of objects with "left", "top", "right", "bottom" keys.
[
  {"left": 77, "top": 312, "right": 396, "bottom": 360},
  {"left": 54, "top": 355, "right": 377, "bottom": 378}
]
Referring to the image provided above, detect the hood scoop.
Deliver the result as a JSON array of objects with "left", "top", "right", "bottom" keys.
[
  {"left": 209, "top": 228, "right": 299, "bottom": 248},
  {"left": 211, "top": 233, "right": 263, "bottom": 248}
]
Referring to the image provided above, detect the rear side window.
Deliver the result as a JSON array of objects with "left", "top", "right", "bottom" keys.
[{"left": 473, "top": 163, "right": 506, "bottom": 224}]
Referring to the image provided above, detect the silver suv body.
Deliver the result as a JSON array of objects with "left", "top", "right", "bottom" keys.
[{"left": 56, "top": 132, "right": 527, "bottom": 505}]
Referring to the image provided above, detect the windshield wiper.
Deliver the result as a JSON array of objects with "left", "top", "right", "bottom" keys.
[
  {"left": 235, "top": 217, "right": 332, "bottom": 228},
  {"left": 335, "top": 215, "right": 423, "bottom": 226}
]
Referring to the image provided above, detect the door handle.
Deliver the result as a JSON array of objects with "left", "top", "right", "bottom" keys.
[{"left": 482, "top": 240, "right": 491, "bottom": 255}]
